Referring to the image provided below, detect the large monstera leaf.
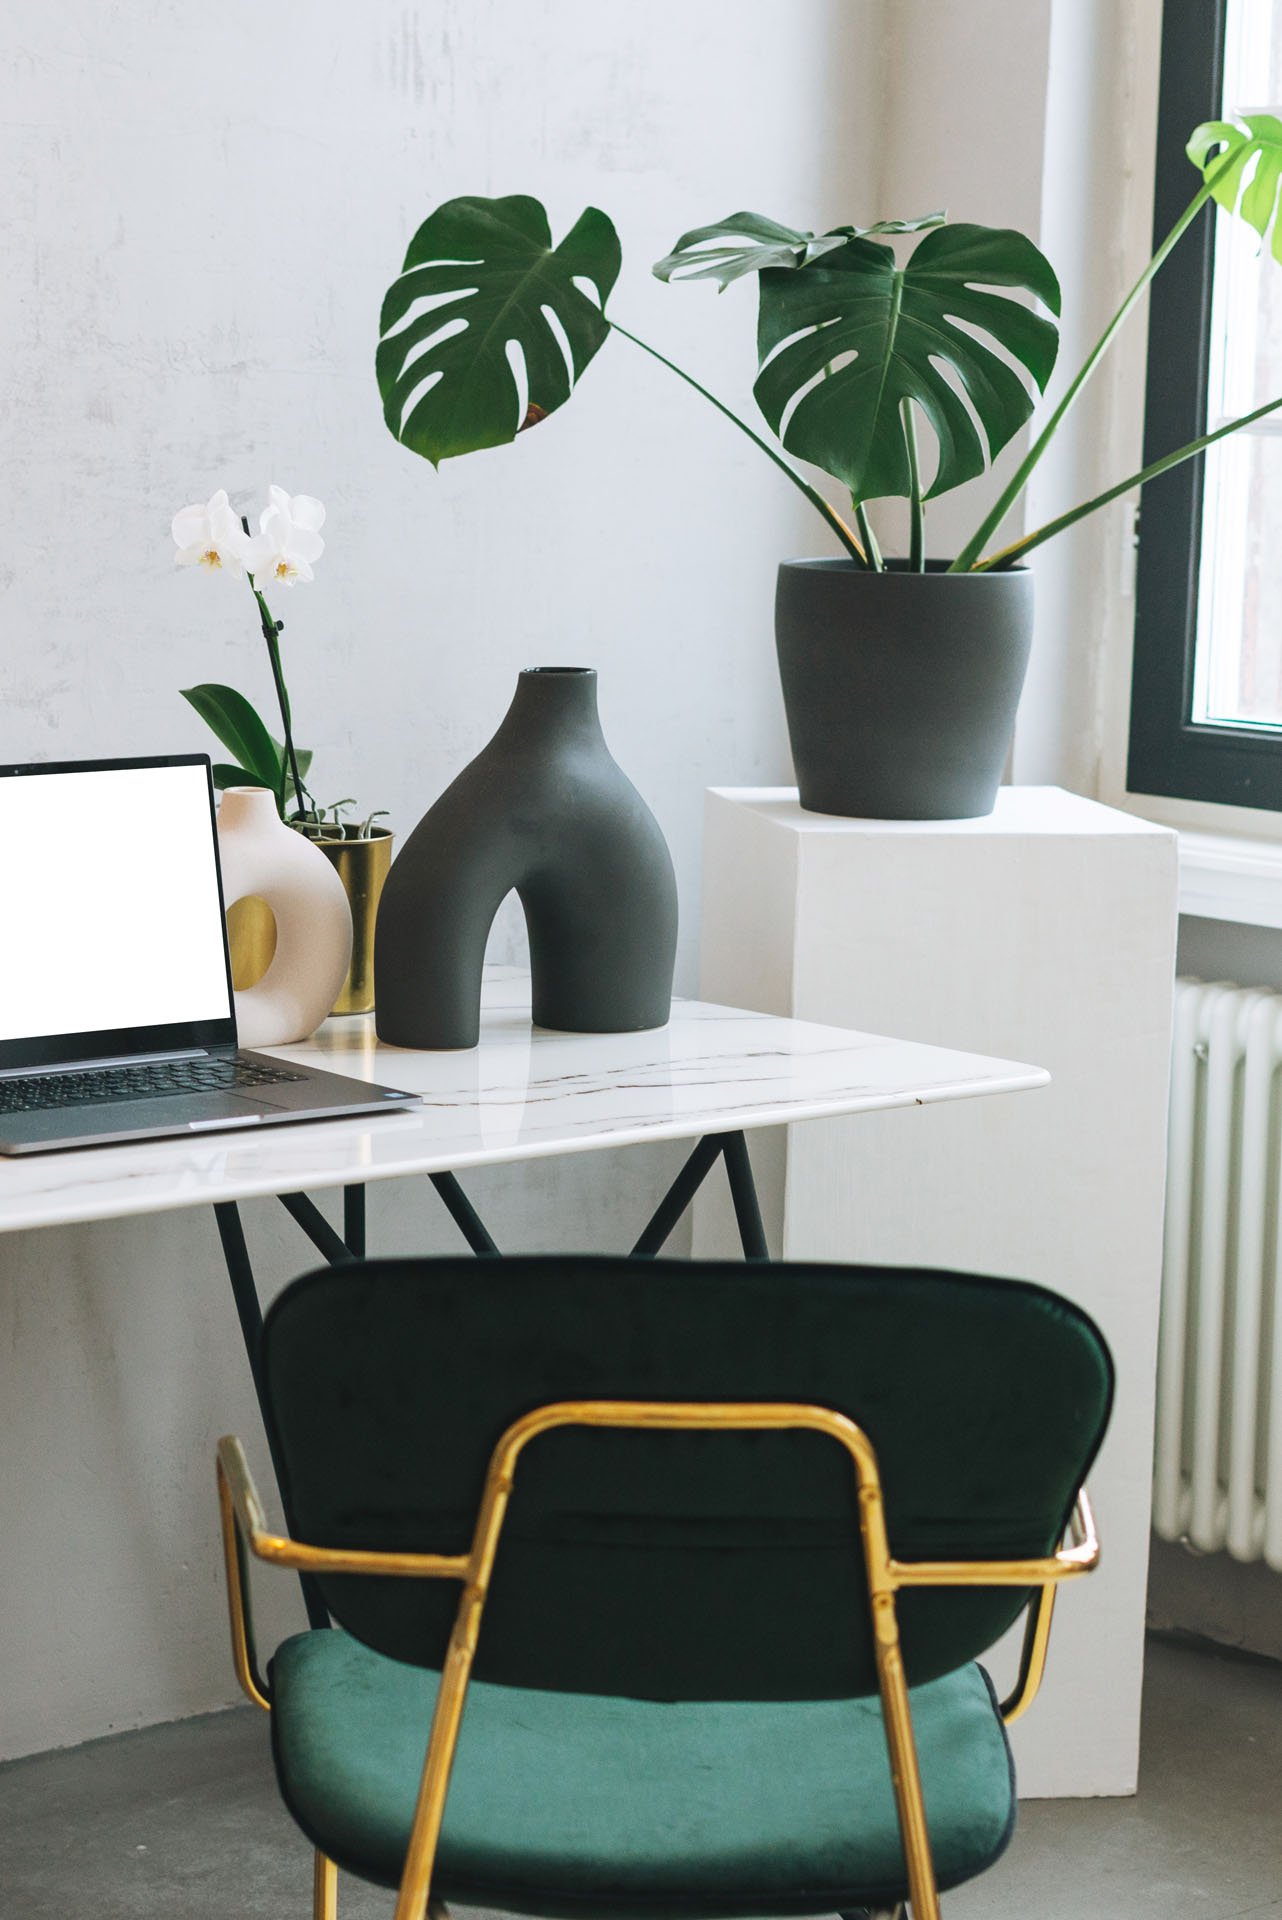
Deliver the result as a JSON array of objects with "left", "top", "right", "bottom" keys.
[
  {"left": 1189, "top": 115, "right": 1282, "bottom": 261},
  {"left": 652, "top": 209, "right": 945, "bottom": 291},
  {"left": 753, "top": 223, "right": 1061, "bottom": 504},
  {"left": 377, "top": 196, "right": 621, "bottom": 465}
]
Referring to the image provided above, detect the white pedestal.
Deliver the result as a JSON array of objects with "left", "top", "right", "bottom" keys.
[{"left": 696, "top": 786, "right": 1179, "bottom": 1798}]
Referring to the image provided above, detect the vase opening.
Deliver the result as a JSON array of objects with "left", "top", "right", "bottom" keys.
[{"left": 525, "top": 665, "right": 594, "bottom": 675}]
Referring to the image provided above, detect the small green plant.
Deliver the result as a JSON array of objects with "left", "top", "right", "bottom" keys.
[{"left": 377, "top": 116, "right": 1282, "bottom": 572}]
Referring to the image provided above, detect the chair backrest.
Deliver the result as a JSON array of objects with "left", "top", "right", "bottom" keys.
[{"left": 261, "top": 1255, "right": 1112, "bottom": 1701}]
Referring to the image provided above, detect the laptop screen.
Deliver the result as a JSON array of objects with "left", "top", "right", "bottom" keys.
[{"left": 0, "top": 757, "right": 237, "bottom": 1071}]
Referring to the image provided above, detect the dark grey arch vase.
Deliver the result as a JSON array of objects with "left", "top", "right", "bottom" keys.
[{"left": 374, "top": 668, "right": 678, "bottom": 1050}]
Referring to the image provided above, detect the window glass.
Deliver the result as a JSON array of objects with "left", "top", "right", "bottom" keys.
[{"left": 1191, "top": 0, "right": 1282, "bottom": 727}]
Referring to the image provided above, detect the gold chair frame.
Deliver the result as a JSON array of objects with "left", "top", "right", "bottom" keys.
[{"left": 217, "top": 1401, "right": 1099, "bottom": 1920}]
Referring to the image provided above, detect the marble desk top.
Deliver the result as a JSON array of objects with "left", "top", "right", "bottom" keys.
[{"left": 0, "top": 968, "right": 1047, "bottom": 1234}]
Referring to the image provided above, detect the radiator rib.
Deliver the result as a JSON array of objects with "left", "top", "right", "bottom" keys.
[{"left": 1156, "top": 978, "right": 1282, "bottom": 1570}]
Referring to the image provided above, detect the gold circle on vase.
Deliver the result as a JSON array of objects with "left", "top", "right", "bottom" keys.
[{"left": 226, "top": 895, "right": 278, "bottom": 991}]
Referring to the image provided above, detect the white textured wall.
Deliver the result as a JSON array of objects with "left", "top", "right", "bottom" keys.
[
  {"left": 0, "top": 0, "right": 1184, "bottom": 1761},
  {"left": 0, "top": 0, "right": 882, "bottom": 1756}
]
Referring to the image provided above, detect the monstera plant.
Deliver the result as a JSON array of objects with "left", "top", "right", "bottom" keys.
[{"left": 377, "top": 116, "right": 1282, "bottom": 817}]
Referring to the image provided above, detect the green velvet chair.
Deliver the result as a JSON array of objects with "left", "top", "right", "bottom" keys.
[{"left": 217, "top": 1255, "right": 1112, "bottom": 1920}]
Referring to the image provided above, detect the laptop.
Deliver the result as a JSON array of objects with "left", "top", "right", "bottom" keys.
[{"left": 0, "top": 755, "right": 419, "bottom": 1154}]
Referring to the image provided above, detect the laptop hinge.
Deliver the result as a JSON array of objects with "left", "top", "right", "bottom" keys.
[{"left": 0, "top": 1049, "right": 214, "bottom": 1080}]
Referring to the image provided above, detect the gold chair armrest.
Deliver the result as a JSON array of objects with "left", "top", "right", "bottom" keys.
[
  {"left": 216, "top": 1435, "right": 472, "bottom": 1580},
  {"left": 888, "top": 1484, "right": 1099, "bottom": 1589},
  {"left": 999, "top": 1582, "right": 1057, "bottom": 1724},
  {"left": 215, "top": 1436, "right": 474, "bottom": 1715},
  {"left": 877, "top": 1484, "right": 1098, "bottom": 1726},
  {"left": 216, "top": 1439, "right": 272, "bottom": 1711}
]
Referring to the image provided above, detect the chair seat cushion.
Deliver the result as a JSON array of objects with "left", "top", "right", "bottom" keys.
[{"left": 269, "top": 1629, "right": 1015, "bottom": 1917}]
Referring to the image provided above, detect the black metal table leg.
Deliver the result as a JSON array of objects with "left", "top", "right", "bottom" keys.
[
  {"left": 429, "top": 1171, "right": 500, "bottom": 1254},
  {"left": 213, "top": 1203, "right": 330, "bottom": 1630},
  {"left": 632, "top": 1129, "right": 770, "bottom": 1261},
  {"left": 344, "top": 1184, "right": 366, "bottom": 1259},
  {"left": 631, "top": 1135, "right": 725, "bottom": 1256},
  {"left": 721, "top": 1130, "right": 769, "bottom": 1260},
  {"left": 278, "top": 1191, "right": 357, "bottom": 1267}
]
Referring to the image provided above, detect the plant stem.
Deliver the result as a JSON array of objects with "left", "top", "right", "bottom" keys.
[
  {"left": 949, "top": 146, "right": 1247, "bottom": 574},
  {"left": 902, "top": 398, "right": 924, "bottom": 571},
  {"left": 250, "top": 581, "right": 310, "bottom": 820},
  {"left": 608, "top": 320, "right": 868, "bottom": 565},
  {"left": 854, "top": 501, "right": 884, "bottom": 570},
  {"left": 975, "top": 388, "right": 1282, "bottom": 570}
]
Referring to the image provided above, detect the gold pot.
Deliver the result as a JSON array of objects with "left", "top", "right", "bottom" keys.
[{"left": 314, "top": 827, "right": 394, "bottom": 1015}]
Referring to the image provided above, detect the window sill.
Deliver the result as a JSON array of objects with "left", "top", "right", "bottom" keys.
[{"left": 1179, "top": 830, "right": 1282, "bottom": 929}]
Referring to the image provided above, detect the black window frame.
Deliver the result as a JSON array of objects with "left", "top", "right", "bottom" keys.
[{"left": 1127, "top": 0, "right": 1282, "bottom": 811}]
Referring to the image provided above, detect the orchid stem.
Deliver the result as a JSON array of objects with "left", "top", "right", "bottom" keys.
[{"left": 249, "top": 577, "right": 309, "bottom": 821}]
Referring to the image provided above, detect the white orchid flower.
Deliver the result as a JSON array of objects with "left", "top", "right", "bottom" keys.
[
  {"left": 171, "top": 489, "right": 252, "bottom": 574},
  {"left": 246, "top": 486, "right": 326, "bottom": 587}
]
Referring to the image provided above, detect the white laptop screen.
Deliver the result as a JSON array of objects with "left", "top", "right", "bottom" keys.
[{"left": 0, "top": 759, "right": 236, "bottom": 1067}]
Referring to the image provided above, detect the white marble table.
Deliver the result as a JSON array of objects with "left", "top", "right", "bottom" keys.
[
  {"left": 0, "top": 968, "right": 1047, "bottom": 1235},
  {"left": 0, "top": 965, "right": 1048, "bottom": 1644}
]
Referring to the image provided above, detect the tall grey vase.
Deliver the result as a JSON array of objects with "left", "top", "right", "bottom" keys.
[{"left": 375, "top": 668, "right": 678, "bottom": 1050}]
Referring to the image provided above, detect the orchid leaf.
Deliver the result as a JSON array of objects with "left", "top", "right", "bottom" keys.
[
  {"left": 753, "top": 222, "right": 1061, "bottom": 504},
  {"left": 211, "top": 763, "right": 272, "bottom": 792},
  {"left": 268, "top": 735, "right": 312, "bottom": 797},
  {"left": 182, "top": 684, "right": 282, "bottom": 795},
  {"left": 1188, "top": 115, "right": 1282, "bottom": 262},
  {"left": 653, "top": 209, "right": 946, "bottom": 290},
  {"left": 377, "top": 195, "right": 621, "bottom": 465}
]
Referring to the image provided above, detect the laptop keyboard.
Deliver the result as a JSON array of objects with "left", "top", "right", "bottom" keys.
[{"left": 0, "top": 1055, "right": 306, "bottom": 1114}]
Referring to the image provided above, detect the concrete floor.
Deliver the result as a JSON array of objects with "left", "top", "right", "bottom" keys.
[{"left": 0, "top": 1638, "right": 1278, "bottom": 1918}]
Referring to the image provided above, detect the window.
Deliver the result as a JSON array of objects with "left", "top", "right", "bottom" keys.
[{"left": 1129, "top": 0, "right": 1282, "bottom": 809}]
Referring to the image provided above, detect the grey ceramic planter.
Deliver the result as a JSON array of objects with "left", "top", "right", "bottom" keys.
[
  {"left": 775, "top": 559, "right": 1034, "bottom": 819},
  {"left": 374, "top": 668, "right": 678, "bottom": 1050}
]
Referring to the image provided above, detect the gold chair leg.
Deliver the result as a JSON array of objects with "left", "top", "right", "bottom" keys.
[{"left": 313, "top": 1849, "right": 338, "bottom": 1920}]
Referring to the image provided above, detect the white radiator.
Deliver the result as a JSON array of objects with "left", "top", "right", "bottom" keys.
[{"left": 1155, "top": 978, "right": 1282, "bottom": 1568}]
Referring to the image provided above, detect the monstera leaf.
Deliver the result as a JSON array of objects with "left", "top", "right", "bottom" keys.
[
  {"left": 752, "top": 223, "right": 1061, "bottom": 504},
  {"left": 652, "top": 209, "right": 945, "bottom": 290},
  {"left": 377, "top": 195, "right": 621, "bottom": 465},
  {"left": 1189, "top": 115, "right": 1282, "bottom": 261}
]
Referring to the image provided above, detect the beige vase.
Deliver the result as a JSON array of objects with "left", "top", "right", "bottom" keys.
[{"left": 217, "top": 788, "right": 353, "bottom": 1046}]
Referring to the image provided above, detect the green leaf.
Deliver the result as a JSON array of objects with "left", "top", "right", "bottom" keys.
[
  {"left": 211, "top": 763, "right": 273, "bottom": 792},
  {"left": 653, "top": 209, "right": 946, "bottom": 291},
  {"left": 268, "top": 736, "right": 312, "bottom": 793},
  {"left": 1189, "top": 115, "right": 1282, "bottom": 262},
  {"left": 753, "top": 223, "right": 1061, "bottom": 503},
  {"left": 377, "top": 195, "right": 621, "bottom": 465},
  {"left": 181, "top": 685, "right": 282, "bottom": 793}
]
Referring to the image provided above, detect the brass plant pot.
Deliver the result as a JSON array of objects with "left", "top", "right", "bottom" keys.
[{"left": 314, "top": 827, "right": 394, "bottom": 1015}]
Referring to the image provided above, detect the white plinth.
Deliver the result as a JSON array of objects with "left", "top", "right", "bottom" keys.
[{"left": 696, "top": 786, "right": 1179, "bottom": 1798}]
